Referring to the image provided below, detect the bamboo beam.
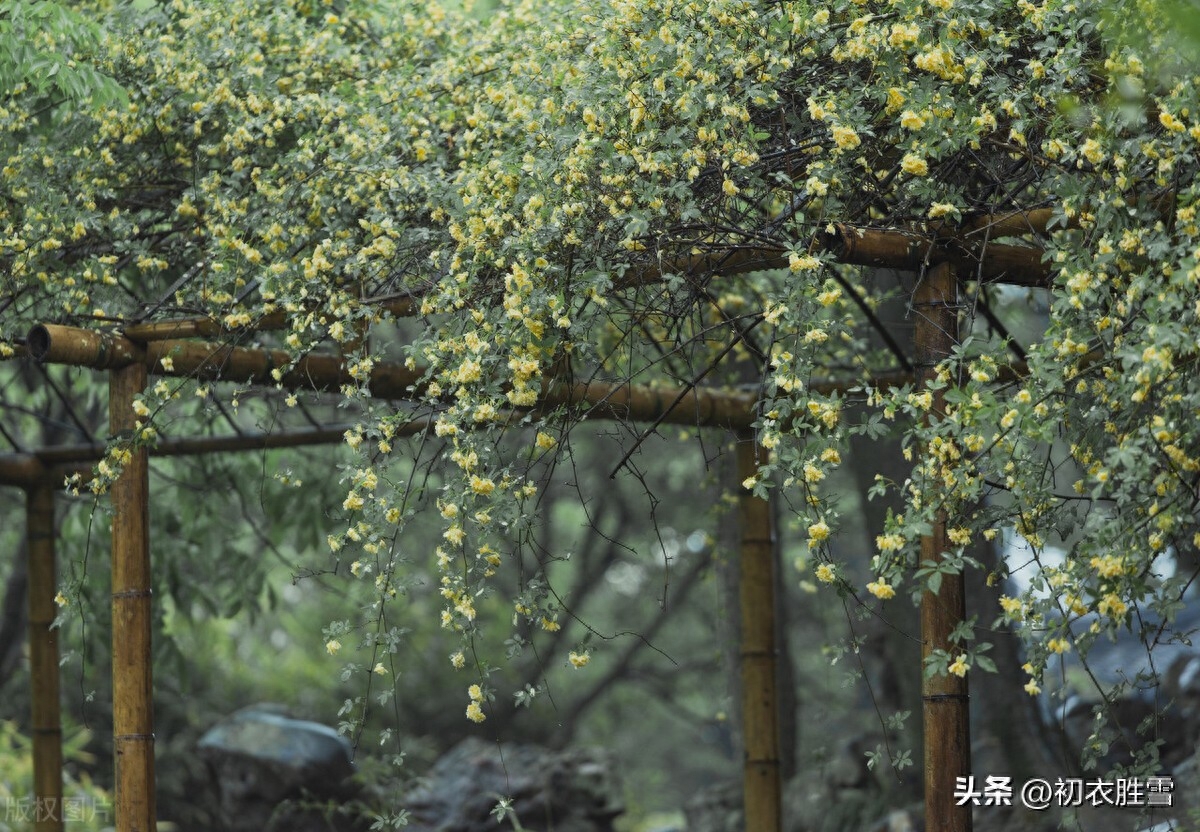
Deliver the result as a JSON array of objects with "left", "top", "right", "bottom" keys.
[
  {"left": 28, "top": 324, "right": 759, "bottom": 430},
  {"left": 819, "top": 224, "right": 1050, "bottom": 287},
  {"left": 108, "top": 358, "right": 157, "bottom": 832},
  {"left": 913, "top": 263, "right": 971, "bottom": 832},
  {"left": 29, "top": 324, "right": 427, "bottom": 397},
  {"left": 33, "top": 423, "right": 367, "bottom": 467},
  {"left": 112, "top": 215, "right": 1062, "bottom": 346},
  {"left": 736, "top": 435, "right": 782, "bottom": 832},
  {"left": 541, "top": 378, "right": 757, "bottom": 430},
  {"left": 961, "top": 207, "right": 1062, "bottom": 238},
  {"left": 0, "top": 453, "right": 45, "bottom": 488},
  {"left": 614, "top": 246, "right": 790, "bottom": 289},
  {"left": 120, "top": 295, "right": 420, "bottom": 343},
  {"left": 27, "top": 481, "right": 64, "bottom": 832},
  {"left": 27, "top": 319, "right": 1080, "bottom": 447}
]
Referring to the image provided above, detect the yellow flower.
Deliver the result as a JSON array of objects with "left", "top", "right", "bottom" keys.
[
  {"left": 1098, "top": 593, "right": 1128, "bottom": 618},
  {"left": 900, "top": 110, "right": 926, "bottom": 130},
  {"left": 947, "top": 527, "right": 971, "bottom": 546},
  {"left": 901, "top": 153, "right": 929, "bottom": 176},
  {"left": 54, "top": 592, "right": 69, "bottom": 607},
  {"left": 569, "top": 651, "right": 591, "bottom": 668},
  {"left": 788, "top": 252, "right": 821, "bottom": 272},
  {"left": 999, "top": 596, "right": 1023, "bottom": 616},
  {"left": 455, "top": 358, "right": 482, "bottom": 384},
  {"left": 1024, "top": 680, "right": 1041, "bottom": 696},
  {"left": 867, "top": 580, "right": 896, "bottom": 600},
  {"left": 1159, "top": 111, "right": 1185, "bottom": 133},
  {"left": 831, "top": 124, "right": 861, "bottom": 150},
  {"left": 132, "top": 399, "right": 150, "bottom": 418},
  {"left": 468, "top": 683, "right": 483, "bottom": 700},
  {"left": 815, "top": 563, "right": 836, "bottom": 583},
  {"left": 160, "top": 356, "right": 175, "bottom": 372},
  {"left": 807, "top": 520, "right": 831, "bottom": 546},
  {"left": 1089, "top": 554, "right": 1124, "bottom": 578},
  {"left": 466, "top": 702, "right": 486, "bottom": 723},
  {"left": 373, "top": 663, "right": 387, "bottom": 675},
  {"left": 817, "top": 287, "right": 841, "bottom": 306},
  {"left": 876, "top": 533, "right": 905, "bottom": 553},
  {"left": 450, "top": 651, "right": 466, "bottom": 668},
  {"left": 1080, "top": 138, "right": 1105, "bottom": 165},
  {"left": 948, "top": 655, "right": 969, "bottom": 677},
  {"left": 325, "top": 639, "right": 342, "bottom": 655},
  {"left": 535, "top": 431, "right": 557, "bottom": 450},
  {"left": 343, "top": 492, "right": 364, "bottom": 511}
]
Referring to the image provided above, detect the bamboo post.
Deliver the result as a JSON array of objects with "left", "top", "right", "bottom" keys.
[
  {"left": 736, "top": 434, "right": 782, "bottom": 832},
  {"left": 913, "top": 263, "right": 971, "bottom": 832},
  {"left": 109, "top": 360, "right": 157, "bottom": 831},
  {"left": 27, "top": 480, "right": 64, "bottom": 832}
]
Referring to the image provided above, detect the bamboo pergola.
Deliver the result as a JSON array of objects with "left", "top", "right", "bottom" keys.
[{"left": 2, "top": 219, "right": 1056, "bottom": 832}]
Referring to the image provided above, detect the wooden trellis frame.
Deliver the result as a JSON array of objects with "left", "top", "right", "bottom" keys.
[{"left": 1, "top": 218, "right": 1057, "bottom": 832}]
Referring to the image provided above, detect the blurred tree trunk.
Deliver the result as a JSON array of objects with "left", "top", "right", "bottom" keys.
[
  {"left": 0, "top": 536, "right": 30, "bottom": 696},
  {"left": 846, "top": 270, "right": 922, "bottom": 789},
  {"left": 717, "top": 447, "right": 746, "bottom": 768},
  {"left": 771, "top": 486, "right": 798, "bottom": 781},
  {"left": 965, "top": 539, "right": 1061, "bottom": 781},
  {"left": 847, "top": 413, "right": 923, "bottom": 786}
]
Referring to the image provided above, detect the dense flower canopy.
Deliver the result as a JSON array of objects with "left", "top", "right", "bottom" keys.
[{"left": 3, "top": 0, "right": 1200, "bottom": 734}]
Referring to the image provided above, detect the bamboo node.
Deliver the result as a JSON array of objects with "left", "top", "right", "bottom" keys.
[
  {"left": 112, "top": 589, "right": 154, "bottom": 599},
  {"left": 922, "top": 693, "right": 970, "bottom": 702},
  {"left": 114, "top": 733, "right": 156, "bottom": 742}
]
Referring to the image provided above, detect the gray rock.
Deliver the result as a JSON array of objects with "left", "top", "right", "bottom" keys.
[
  {"left": 197, "top": 705, "right": 360, "bottom": 832},
  {"left": 403, "top": 737, "right": 622, "bottom": 832}
]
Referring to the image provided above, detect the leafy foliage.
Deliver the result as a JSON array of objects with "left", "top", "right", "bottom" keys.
[
  {"left": 2, "top": 0, "right": 1199, "bottom": 785},
  {"left": 0, "top": 2, "right": 124, "bottom": 106}
]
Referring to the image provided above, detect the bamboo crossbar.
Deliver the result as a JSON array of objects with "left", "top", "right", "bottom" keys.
[
  {"left": 120, "top": 295, "right": 421, "bottom": 342},
  {"left": 27, "top": 323, "right": 763, "bottom": 429},
  {"left": 820, "top": 224, "right": 1050, "bottom": 287},
  {"left": 107, "top": 220, "right": 1057, "bottom": 345},
  {"left": 0, "top": 425, "right": 372, "bottom": 489},
  {"left": 22, "top": 322, "right": 1074, "bottom": 468}
]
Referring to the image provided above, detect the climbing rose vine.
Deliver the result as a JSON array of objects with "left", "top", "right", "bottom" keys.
[{"left": 2, "top": 0, "right": 1199, "bottom": 760}]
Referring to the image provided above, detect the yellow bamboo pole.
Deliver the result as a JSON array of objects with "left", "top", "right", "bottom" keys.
[
  {"left": 736, "top": 434, "right": 781, "bottom": 832},
  {"left": 114, "top": 219, "right": 1060, "bottom": 347},
  {"left": 27, "top": 324, "right": 761, "bottom": 430},
  {"left": 913, "top": 263, "right": 971, "bottom": 832},
  {"left": 27, "top": 480, "right": 64, "bottom": 832},
  {"left": 109, "top": 358, "right": 157, "bottom": 832},
  {"left": 819, "top": 224, "right": 1049, "bottom": 287}
]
